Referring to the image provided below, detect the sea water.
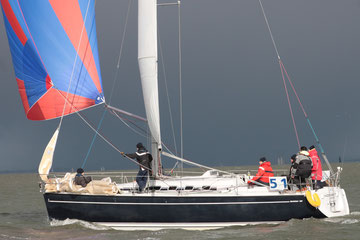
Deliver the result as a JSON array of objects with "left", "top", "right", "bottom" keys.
[{"left": 0, "top": 162, "right": 359, "bottom": 240}]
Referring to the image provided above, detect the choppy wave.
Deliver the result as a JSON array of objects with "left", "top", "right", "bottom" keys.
[
  {"left": 323, "top": 218, "right": 346, "bottom": 223},
  {"left": 50, "top": 218, "right": 111, "bottom": 230},
  {"left": 323, "top": 217, "right": 359, "bottom": 225},
  {"left": 351, "top": 211, "right": 360, "bottom": 216},
  {"left": 341, "top": 219, "right": 359, "bottom": 224}
]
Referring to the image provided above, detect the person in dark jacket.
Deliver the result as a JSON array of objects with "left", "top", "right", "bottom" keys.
[
  {"left": 74, "top": 168, "right": 92, "bottom": 187},
  {"left": 290, "top": 146, "right": 313, "bottom": 189},
  {"left": 288, "top": 154, "right": 297, "bottom": 179},
  {"left": 122, "top": 143, "right": 153, "bottom": 192},
  {"left": 248, "top": 157, "right": 274, "bottom": 186}
]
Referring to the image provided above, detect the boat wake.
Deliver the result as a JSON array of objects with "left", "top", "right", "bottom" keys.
[
  {"left": 323, "top": 216, "right": 359, "bottom": 225},
  {"left": 50, "top": 218, "right": 111, "bottom": 230}
]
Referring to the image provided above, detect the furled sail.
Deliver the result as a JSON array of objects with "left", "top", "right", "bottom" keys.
[
  {"left": 138, "top": 0, "right": 161, "bottom": 149},
  {"left": 0, "top": 0, "right": 104, "bottom": 120},
  {"left": 138, "top": 0, "right": 161, "bottom": 150}
]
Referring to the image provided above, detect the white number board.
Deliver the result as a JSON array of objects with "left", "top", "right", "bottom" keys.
[{"left": 269, "top": 177, "right": 287, "bottom": 191}]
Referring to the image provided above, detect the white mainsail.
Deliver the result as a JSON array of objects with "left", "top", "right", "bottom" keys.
[
  {"left": 138, "top": 0, "right": 161, "bottom": 151},
  {"left": 38, "top": 128, "right": 59, "bottom": 183}
]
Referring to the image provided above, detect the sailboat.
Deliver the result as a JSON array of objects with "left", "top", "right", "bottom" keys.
[{"left": 1, "top": 0, "right": 350, "bottom": 230}]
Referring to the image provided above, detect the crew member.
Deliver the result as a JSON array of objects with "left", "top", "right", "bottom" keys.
[
  {"left": 248, "top": 157, "right": 274, "bottom": 186},
  {"left": 291, "top": 146, "right": 313, "bottom": 189},
  {"left": 288, "top": 154, "right": 297, "bottom": 180},
  {"left": 122, "top": 143, "right": 153, "bottom": 192},
  {"left": 74, "top": 168, "right": 92, "bottom": 187},
  {"left": 309, "top": 145, "right": 323, "bottom": 188}
]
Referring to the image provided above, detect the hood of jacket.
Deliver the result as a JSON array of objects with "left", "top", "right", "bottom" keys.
[
  {"left": 137, "top": 147, "right": 147, "bottom": 153},
  {"left": 261, "top": 161, "right": 272, "bottom": 167},
  {"left": 299, "top": 150, "right": 309, "bottom": 156},
  {"left": 309, "top": 148, "right": 318, "bottom": 157}
]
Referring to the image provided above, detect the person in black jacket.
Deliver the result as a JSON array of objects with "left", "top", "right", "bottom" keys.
[
  {"left": 74, "top": 168, "right": 92, "bottom": 187},
  {"left": 290, "top": 146, "right": 313, "bottom": 189},
  {"left": 122, "top": 143, "right": 153, "bottom": 192}
]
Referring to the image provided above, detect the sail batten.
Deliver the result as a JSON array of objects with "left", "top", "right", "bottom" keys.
[{"left": 1, "top": 0, "right": 104, "bottom": 120}]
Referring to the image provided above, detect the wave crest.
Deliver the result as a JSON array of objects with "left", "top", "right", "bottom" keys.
[
  {"left": 50, "top": 218, "right": 111, "bottom": 230},
  {"left": 341, "top": 219, "right": 359, "bottom": 224}
]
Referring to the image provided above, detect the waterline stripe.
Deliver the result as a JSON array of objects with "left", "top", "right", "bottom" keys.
[{"left": 95, "top": 221, "right": 284, "bottom": 230}]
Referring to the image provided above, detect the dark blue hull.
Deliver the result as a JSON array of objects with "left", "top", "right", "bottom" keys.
[{"left": 43, "top": 193, "right": 326, "bottom": 223}]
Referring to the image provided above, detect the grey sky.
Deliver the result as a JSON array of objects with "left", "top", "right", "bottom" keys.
[{"left": 1, "top": 0, "right": 360, "bottom": 173}]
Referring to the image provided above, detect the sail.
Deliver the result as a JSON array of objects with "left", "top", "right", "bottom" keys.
[
  {"left": 138, "top": 0, "right": 161, "bottom": 149},
  {"left": 0, "top": 0, "right": 104, "bottom": 120},
  {"left": 38, "top": 128, "right": 59, "bottom": 183}
]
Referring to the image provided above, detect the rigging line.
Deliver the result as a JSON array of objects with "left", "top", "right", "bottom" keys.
[
  {"left": 170, "top": 161, "right": 179, "bottom": 174},
  {"left": 109, "top": 109, "right": 177, "bottom": 156},
  {"left": 258, "top": 0, "right": 280, "bottom": 59},
  {"left": 280, "top": 61, "right": 307, "bottom": 117},
  {"left": 82, "top": 0, "right": 132, "bottom": 167},
  {"left": 158, "top": 32, "right": 178, "bottom": 156},
  {"left": 178, "top": 0, "right": 183, "bottom": 159},
  {"left": 81, "top": 110, "right": 107, "bottom": 169},
  {"left": 55, "top": 89, "right": 151, "bottom": 171},
  {"left": 162, "top": 152, "right": 236, "bottom": 177},
  {"left": 259, "top": 0, "right": 301, "bottom": 149},
  {"left": 59, "top": 0, "right": 92, "bottom": 129},
  {"left": 280, "top": 61, "right": 326, "bottom": 153},
  {"left": 110, "top": 110, "right": 147, "bottom": 133},
  {"left": 105, "top": 104, "right": 147, "bottom": 122},
  {"left": 280, "top": 63, "right": 335, "bottom": 177},
  {"left": 81, "top": 0, "right": 104, "bottom": 169},
  {"left": 178, "top": 0, "right": 184, "bottom": 183},
  {"left": 280, "top": 61, "right": 301, "bottom": 149},
  {"left": 108, "top": 0, "right": 133, "bottom": 104},
  {"left": 259, "top": 0, "right": 332, "bottom": 173},
  {"left": 109, "top": 109, "right": 148, "bottom": 134},
  {"left": 111, "top": 110, "right": 149, "bottom": 138}
]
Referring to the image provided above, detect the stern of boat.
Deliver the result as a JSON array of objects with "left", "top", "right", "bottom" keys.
[{"left": 315, "top": 186, "right": 350, "bottom": 218}]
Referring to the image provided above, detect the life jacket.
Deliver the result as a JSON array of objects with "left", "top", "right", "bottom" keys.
[
  {"left": 251, "top": 161, "right": 274, "bottom": 183},
  {"left": 309, "top": 148, "right": 322, "bottom": 181}
]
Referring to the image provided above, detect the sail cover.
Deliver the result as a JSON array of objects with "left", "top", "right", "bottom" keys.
[
  {"left": 138, "top": 0, "right": 161, "bottom": 149},
  {"left": 1, "top": 0, "right": 104, "bottom": 120}
]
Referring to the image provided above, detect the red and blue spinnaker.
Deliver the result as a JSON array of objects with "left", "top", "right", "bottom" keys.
[{"left": 1, "top": 0, "right": 104, "bottom": 120}]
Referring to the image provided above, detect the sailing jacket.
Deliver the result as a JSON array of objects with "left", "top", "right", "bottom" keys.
[
  {"left": 125, "top": 147, "right": 153, "bottom": 171},
  {"left": 249, "top": 161, "right": 274, "bottom": 184},
  {"left": 291, "top": 151, "right": 313, "bottom": 178},
  {"left": 309, "top": 148, "right": 323, "bottom": 181}
]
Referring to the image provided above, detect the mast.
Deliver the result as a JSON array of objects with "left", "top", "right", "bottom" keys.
[{"left": 138, "top": 0, "right": 162, "bottom": 176}]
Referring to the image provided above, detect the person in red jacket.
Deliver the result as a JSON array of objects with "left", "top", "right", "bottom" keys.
[
  {"left": 248, "top": 157, "right": 274, "bottom": 186},
  {"left": 309, "top": 145, "right": 323, "bottom": 187}
]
